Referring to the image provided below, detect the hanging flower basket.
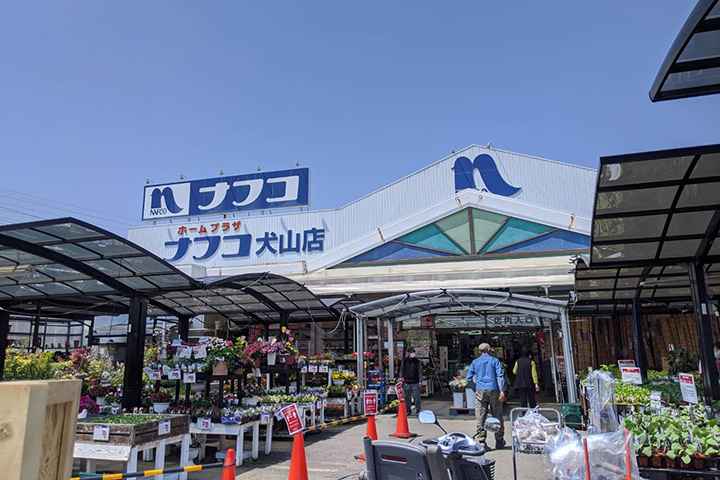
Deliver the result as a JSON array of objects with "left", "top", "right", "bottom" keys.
[
  {"left": 278, "top": 354, "right": 296, "bottom": 365},
  {"left": 213, "top": 361, "right": 228, "bottom": 376},
  {"left": 267, "top": 352, "right": 277, "bottom": 366}
]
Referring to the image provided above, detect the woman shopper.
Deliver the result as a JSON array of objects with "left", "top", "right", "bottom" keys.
[{"left": 512, "top": 347, "right": 540, "bottom": 408}]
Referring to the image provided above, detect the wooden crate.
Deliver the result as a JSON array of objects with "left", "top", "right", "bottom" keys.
[
  {"left": 0, "top": 379, "right": 82, "bottom": 480},
  {"left": 76, "top": 415, "right": 189, "bottom": 446}
]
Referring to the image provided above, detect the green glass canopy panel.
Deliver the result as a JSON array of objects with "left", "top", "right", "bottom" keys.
[
  {"left": 435, "top": 210, "right": 471, "bottom": 254},
  {"left": 481, "top": 218, "right": 554, "bottom": 253},
  {"left": 472, "top": 209, "right": 508, "bottom": 253},
  {"left": 398, "top": 224, "right": 465, "bottom": 254}
]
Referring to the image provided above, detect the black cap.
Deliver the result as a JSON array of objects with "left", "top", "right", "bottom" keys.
[{"left": 407, "top": 347, "right": 416, "bottom": 353}]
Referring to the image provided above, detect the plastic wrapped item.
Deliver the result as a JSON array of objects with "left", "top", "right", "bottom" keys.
[
  {"left": 543, "top": 428, "right": 641, "bottom": 480},
  {"left": 512, "top": 408, "right": 560, "bottom": 454},
  {"left": 586, "top": 370, "right": 618, "bottom": 433}
]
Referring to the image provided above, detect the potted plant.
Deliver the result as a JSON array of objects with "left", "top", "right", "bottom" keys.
[
  {"left": 278, "top": 329, "right": 298, "bottom": 365},
  {"left": 189, "top": 435, "right": 204, "bottom": 462},
  {"left": 78, "top": 395, "right": 100, "bottom": 416},
  {"left": 241, "top": 384, "right": 263, "bottom": 406},
  {"left": 261, "top": 339, "right": 285, "bottom": 366},
  {"left": 87, "top": 385, "right": 114, "bottom": 406},
  {"left": 449, "top": 377, "right": 468, "bottom": 408},
  {"left": 204, "top": 337, "right": 238, "bottom": 376},
  {"left": 105, "top": 391, "right": 122, "bottom": 409},
  {"left": 150, "top": 391, "right": 173, "bottom": 413},
  {"left": 331, "top": 371, "right": 345, "bottom": 386}
]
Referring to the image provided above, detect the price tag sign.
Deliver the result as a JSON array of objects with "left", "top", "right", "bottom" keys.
[
  {"left": 620, "top": 367, "right": 643, "bottom": 385},
  {"left": 395, "top": 382, "right": 405, "bottom": 402},
  {"left": 193, "top": 345, "right": 207, "bottom": 359},
  {"left": 261, "top": 412, "right": 271, "bottom": 424},
  {"left": 308, "top": 365, "right": 318, "bottom": 373},
  {"left": 178, "top": 346, "right": 192, "bottom": 359},
  {"left": 364, "top": 391, "right": 378, "bottom": 415},
  {"left": 319, "top": 365, "right": 329, "bottom": 373},
  {"left": 162, "top": 365, "right": 171, "bottom": 376},
  {"left": 300, "top": 365, "right": 308, "bottom": 373},
  {"left": 158, "top": 419, "right": 171, "bottom": 435},
  {"left": 198, "top": 337, "right": 210, "bottom": 344},
  {"left": 274, "top": 408, "right": 284, "bottom": 421},
  {"left": 323, "top": 398, "right": 327, "bottom": 407},
  {"left": 171, "top": 339, "right": 183, "bottom": 346},
  {"left": 169, "top": 369, "right": 181, "bottom": 380},
  {"left": 184, "top": 372, "right": 196, "bottom": 384},
  {"left": 618, "top": 359, "right": 636, "bottom": 368},
  {"left": 650, "top": 391, "right": 662, "bottom": 411},
  {"left": 93, "top": 425, "right": 110, "bottom": 441},
  {"left": 281, "top": 404, "right": 304, "bottom": 436},
  {"left": 679, "top": 373, "right": 699, "bottom": 404},
  {"left": 148, "top": 371, "right": 161, "bottom": 381},
  {"left": 197, "top": 417, "right": 212, "bottom": 430}
]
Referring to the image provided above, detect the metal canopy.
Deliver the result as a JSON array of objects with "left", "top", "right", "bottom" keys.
[
  {"left": 0, "top": 218, "right": 338, "bottom": 324},
  {"left": 651, "top": 0, "right": 720, "bottom": 101},
  {"left": 349, "top": 289, "right": 567, "bottom": 322}
]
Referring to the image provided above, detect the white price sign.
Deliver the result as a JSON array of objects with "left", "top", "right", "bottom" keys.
[
  {"left": 193, "top": 345, "right": 207, "bottom": 359},
  {"left": 261, "top": 412, "right": 271, "bottom": 424},
  {"left": 93, "top": 425, "right": 110, "bottom": 441},
  {"left": 679, "top": 373, "right": 699, "bottom": 404},
  {"left": 308, "top": 365, "right": 318, "bottom": 373},
  {"left": 169, "top": 369, "right": 181, "bottom": 380},
  {"left": 183, "top": 372, "right": 196, "bottom": 384},
  {"left": 618, "top": 359, "right": 636, "bottom": 368},
  {"left": 197, "top": 417, "right": 211, "bottom": 430},
  {"left": 148, "top": 371, "right": 161, "bottom": 381},
  {"left": 620, "top": 367, "right": 643, "bottom": 385},
  {"left": 301, "top": 366, "right": 308, "bottom": 373},
  {"left": 319, "top": 365, "right": 329, "bottom": 373},
  {"left": 158, "top": 419, "right": 171, "bottom": 435},
  {"left": 177, "top": 346, "right": 192, "bottom": 359}
]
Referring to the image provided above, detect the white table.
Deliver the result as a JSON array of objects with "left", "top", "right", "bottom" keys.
[
  {"left": 75, "top": 434, "right": 190, "bottom": 480},
  {"left": 190, "top": 418, "right": 273, "bottom": 466}
]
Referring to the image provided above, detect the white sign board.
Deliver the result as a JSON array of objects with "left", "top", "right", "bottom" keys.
[
  {"left": 678, "top": 373, "right": 699, "bottom": 404},
  {"left": 618, "top": 359, "right": 636, "bottom": 368},
  {"left": 197, "top": 417, "right": 211, "bottom": 430},
  {"left": 183, "top": 372, "right": 196, "bottom": 384},
  {"left": 93, "top": 425, "right": 110, "bottom": 442},
  {"left": 158, "top": 419, "right": 171, "bottom": 435},
  {"left": 620, "top": 367, "right": 643, "bottom": 385}
]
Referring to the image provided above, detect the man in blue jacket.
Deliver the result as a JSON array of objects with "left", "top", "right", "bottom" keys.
[{"left": 466, "top": 343, "right": 506, "bottom": 449}]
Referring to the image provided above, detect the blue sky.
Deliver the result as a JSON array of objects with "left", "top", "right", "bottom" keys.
[{"left": 1, "top": 1, "right": 719, "bottom": 236}]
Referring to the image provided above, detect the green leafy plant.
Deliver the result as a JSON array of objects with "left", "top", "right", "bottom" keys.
[{"left": 665, "top": 348, "right": 698, "bottom": 376}]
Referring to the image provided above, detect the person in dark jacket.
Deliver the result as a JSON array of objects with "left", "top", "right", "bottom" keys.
[
  {"left": 512, "top": 347, "right": 540, "bottom": 408},
  {"left": 399, "top": 347, "right": 423, "bottom": 415}
]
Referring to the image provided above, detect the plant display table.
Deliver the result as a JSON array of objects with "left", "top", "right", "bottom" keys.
[
  {"left": 74, "top": 414, "right": 190, "bottom": 480},
  {"left": 189, "top": 417, "right": 274, "bottom": 466}
]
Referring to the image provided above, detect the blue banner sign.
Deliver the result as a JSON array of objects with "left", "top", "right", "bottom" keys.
[{"left": 142, "top": 168, "right": 310, "bottom": 221}]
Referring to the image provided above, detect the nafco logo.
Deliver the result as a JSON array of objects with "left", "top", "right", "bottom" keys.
[{"left": 453, "top": 154, "right": 521, "bottom": 197}]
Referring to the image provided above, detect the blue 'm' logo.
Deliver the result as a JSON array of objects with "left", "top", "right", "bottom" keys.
[
  {"left": 150, "top": 187, "right": 184, "bottom": 214},
  {"left": 453, "top": 154, "right": 521, "bottom": 196}
]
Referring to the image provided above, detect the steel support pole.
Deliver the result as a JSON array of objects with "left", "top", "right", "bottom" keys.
[
  {"left": 31, "top": 304, "right": 41, "bottom": 351},
  {"left": 356, "top": 315, "right": 364, "bottom": 387},
  {"left": 547, "top": 318, "right": 560, "bottom": 403},
  {"left": 87, "top": 317, "right": 95, "bottom": 347},
  {"left": 178, "top": 316, "right": 190, "bottom": 342},
  {"left": 632, "top": 298, "right": 649, "bottom": 379},
  {"left": 0, "top": 309, "right": 10, "bottom": 380},
  {"left": 376, "top": 318, "right": 383, "bottom": 372},
  {"left": 344, "top": 314, "right": 350, "bottom": 354},
  {"left": 688, "top": 263, "right": 720, "bottom": 403},
  {"left": 560, "top": 310, "right": 578, "bottom": 403},
  {"left": 388, "top": 319, "right": 395, "bottom": 379},
  {"left": 123, "top": 297, "right": 149, "bottom": 409}
]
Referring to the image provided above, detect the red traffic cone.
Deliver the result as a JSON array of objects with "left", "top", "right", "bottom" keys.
[
  {"left": 355, "top": 415, "right": 378, "bottom": 461},
  {"left": 288, "top": 432, "right": 309, "bottom": 480},
  {"left": 221, "top": 448, "right": 236, "bottom": 480},
  {"left": 389, "top": 400, "right": 416, "bottom": 439}
]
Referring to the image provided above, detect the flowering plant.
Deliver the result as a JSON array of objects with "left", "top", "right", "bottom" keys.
[
  {"left": 261, "top": 339, "right": 285, "bottom": 354},
  {"left": 190, "top": 434, "right": 205, "bottom": 448},
  {"left": 150, "top": 391, "right": 173, "bottom": 403},
  {"left": 243, "top": 340, "right": 265, "bottom": 359},
  {"left": 87, "top": 385, "right": 115, "bottom": 399},
  {"left": 449, "top": 377, "right": 468, "bottom": 393},
  {"left": 79, "top": 395, "right": 100, "bottom": 415},
  {"left": 242, "top": 383, "right": 264, "bottom": 397},
  {"left": 105, "top": 391, "right": 123, "bottom": 404},
  {"left": 203, "top": 337, "right": 239, "bottom": 372}
]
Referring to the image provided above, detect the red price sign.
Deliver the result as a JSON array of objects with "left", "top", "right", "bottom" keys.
[
  {"left": 395, "top": 382, "right": 405, "bottom": 402},
  {"left": 281, "top": 403, "right": 304, "bottom": 436},
  {"left": 364, "top": 391, "right": 378, "bottom": 415}
]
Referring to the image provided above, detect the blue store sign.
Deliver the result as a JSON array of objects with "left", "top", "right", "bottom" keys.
[{"left": 142, "top": 168, "right": 310, "bottom": 221}]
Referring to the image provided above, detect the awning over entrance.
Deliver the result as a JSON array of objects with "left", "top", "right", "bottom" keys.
[
  {"left": 651, "top": 0, "right": 720, "bottom": 101},
  {"left": 349, "top": 289, "right": 577, "bottom": 402}
]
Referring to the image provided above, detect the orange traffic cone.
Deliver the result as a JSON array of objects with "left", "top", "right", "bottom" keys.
[
  {"left": 389, "top": 400, "right": 416, "bottom": 439},
  {"left": 221, "top": 448, "right": 236, "bottom": 480},
  {"left": 355, "top": 415, "right": 378, "bottom": 461},
  {"left": 288, "top": 432, "right": 309, "bottom": 480}
]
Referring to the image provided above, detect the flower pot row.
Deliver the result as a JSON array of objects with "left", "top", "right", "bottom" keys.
[{"left": 638, "top": 454, "right": 720, "bottom": 470}]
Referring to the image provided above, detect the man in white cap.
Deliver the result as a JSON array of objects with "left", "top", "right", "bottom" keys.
[{"left": 466, "top": 342, "right": 506, "bottom": 449}]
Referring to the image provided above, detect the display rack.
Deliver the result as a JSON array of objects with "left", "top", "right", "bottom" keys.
[{"left": 366, "top": 370, "right": 387, "bottom": 407}]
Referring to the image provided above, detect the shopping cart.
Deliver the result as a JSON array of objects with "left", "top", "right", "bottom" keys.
[{"left": 509, "top": 407, "right": 562, "bottom": 480}]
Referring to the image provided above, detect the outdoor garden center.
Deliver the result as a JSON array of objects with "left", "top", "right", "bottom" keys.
[{"left": 1, "top": 1, "right": 720, "bottom": 480}]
